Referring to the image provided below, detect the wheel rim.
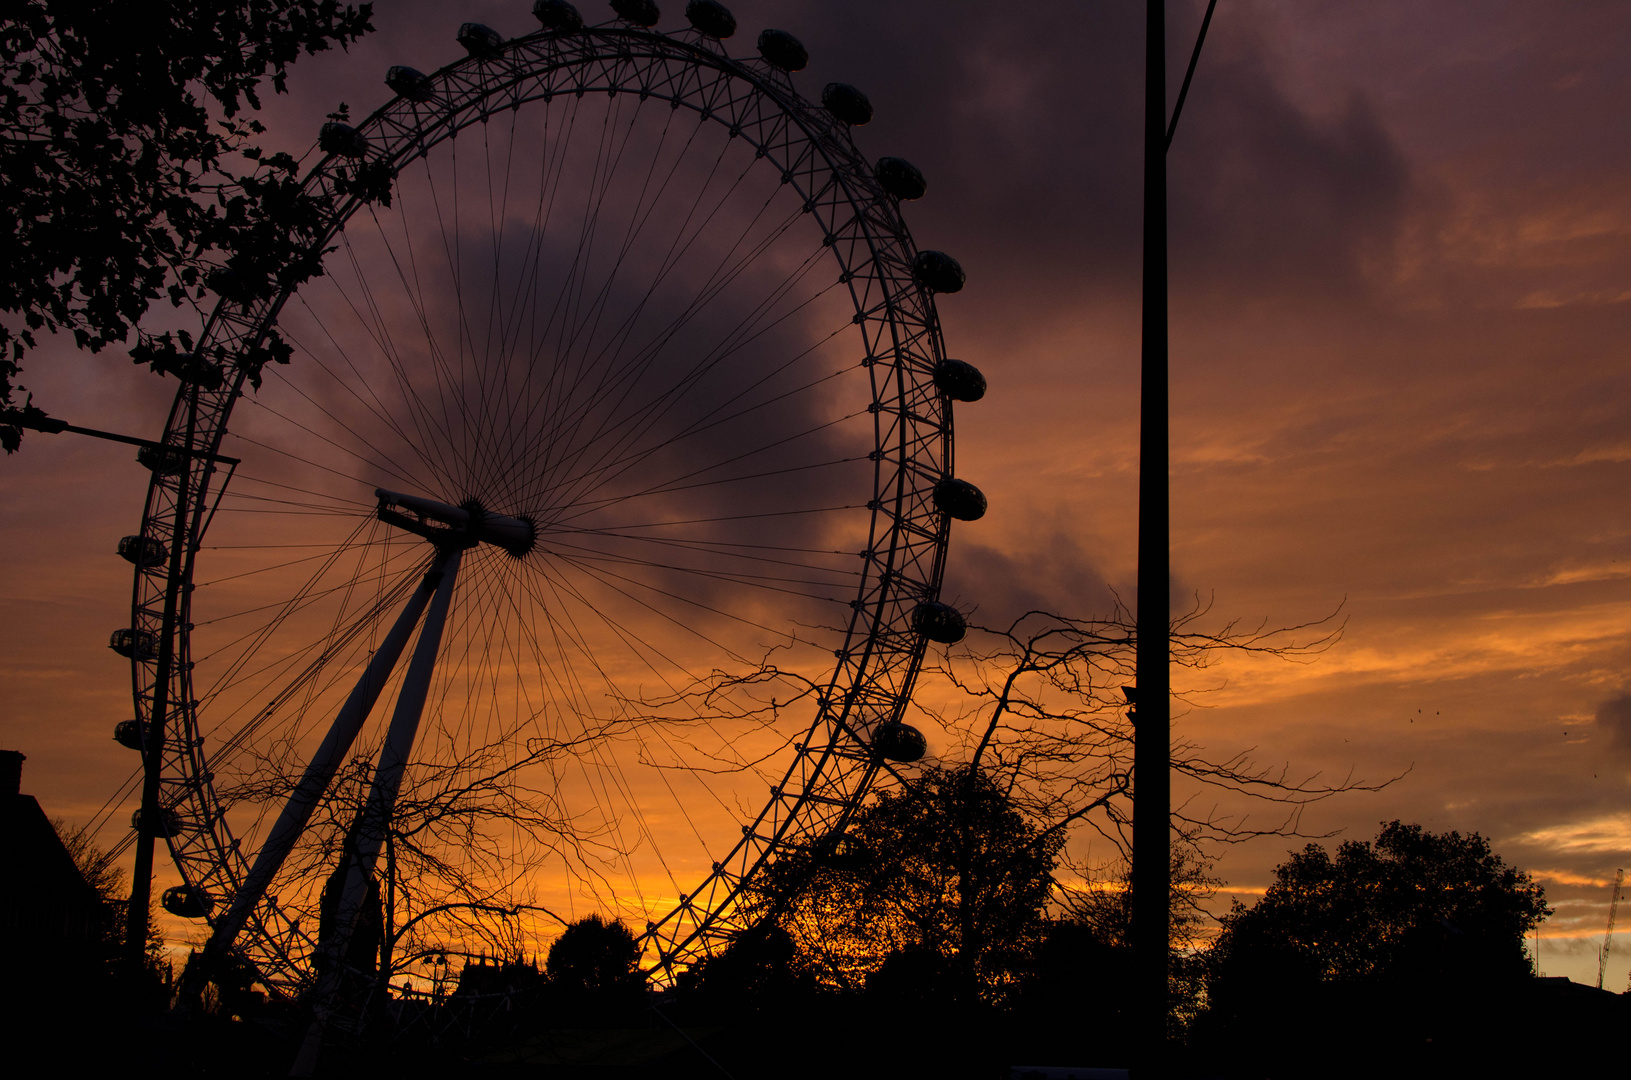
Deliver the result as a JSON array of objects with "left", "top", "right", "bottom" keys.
[{"left": 125, "top": 20, "right": 957, "bottom": 996}]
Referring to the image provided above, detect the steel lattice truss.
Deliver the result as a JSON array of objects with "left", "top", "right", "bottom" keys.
[{"left": 126, "top": 19, "right": 958, "bottom": 997}]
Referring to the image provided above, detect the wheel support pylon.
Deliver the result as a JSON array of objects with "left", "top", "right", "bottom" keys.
[
  {"left": 290, "top": 544, "right": 464, "bottom": 1076},
  {"left": 176, "top": 548, "right": 449, "bottom": 1010},
  {"left": 166, "top": 489, "right": 530, "bottom": 1074}
]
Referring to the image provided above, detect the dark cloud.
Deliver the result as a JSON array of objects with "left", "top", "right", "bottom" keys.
[
  {"left": 944, "top": 530, "right": 1120, "bottom": 627},
  {"left": 1168, "top": 52, "right": 1411, "bottom": 296},
  {"left": 248, "top": 0, "right": 1420, "bottom": 329},
  {"left": 772, "top": 0, "right": 1414, "bottom": 310},
  {"left": 1595, "top": 692, "right": 1631, "bottom": 758}
]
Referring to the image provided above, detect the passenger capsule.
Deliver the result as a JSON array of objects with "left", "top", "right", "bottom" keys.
[
  {"left": 132, "top": 807, "right": 183, "bottom": 839},
  {"left": 136, "top": 444, "right": 186, "bottom": 475},
  {"left": 611, "top": 0, "right": 660, "bottom": 26},
  {"left": 822, "top": 82, "right": 873, "bottom": 126},
  {"left": 757, "top": 29, "right": 807, "bottom": 71},
  {"left": 162, "top": 884, "right": 214, "bottom": 918},
  {"left": 318, "top": 121, "right": 370, "bottom": 159},
  {"left": 875, "top": 157, "right": 926, "bottom": 201},
  {"left": 117, "top": 534, "right": 168, "bottom": 567},
  {"left": 385, "top": 65, "right": 435, "bottom": 102},
  {"left": 686, "top": 0, "right": 735, "bottom": 38},
  {"left": 456, "top": 22, "right": 505, "bottom": 57},
  {"left": 114, "top": 719, "right": 147, "bottom": 751},
  {"left": 933, "top": 359, "right": 986, "bottom": 402},
  {"left": 872, "top": 722, "right": 927, "bottom": 763},
  {"left": 912, "top": 601, "right": 967, "bottom": 644},
  {"left": 912, "top": 249, "right": 965, "bottom": 294},
  {"left": 532, "top": 0, "right": 584, "bottom": 29},
  {"left": 933, "top": 478, "right": 987, "bottom": 521},
  {"left": 110, "top": 628, "right": 159, "bottom": 660}
]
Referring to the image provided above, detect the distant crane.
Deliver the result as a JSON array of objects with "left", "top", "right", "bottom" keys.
[{"left": 1598, "top": 868, "right": 1624, "bottom": 990}]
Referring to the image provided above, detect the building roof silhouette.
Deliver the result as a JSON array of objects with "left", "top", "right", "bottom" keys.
[{"left": 0, "top": 750, "right": 105, "bottom": 952}]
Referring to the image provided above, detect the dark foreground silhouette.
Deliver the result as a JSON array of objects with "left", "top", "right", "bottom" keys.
[{"left": 6, "top": 756, "right": 1620, "bottom": 1079}]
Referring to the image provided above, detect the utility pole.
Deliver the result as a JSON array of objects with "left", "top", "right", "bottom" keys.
[
  {"left": 1134, "top": 0, "right": 1172, "bottom": 1059},
  {"left": 1134, "top": 0, "right": 1217, "bottom": 1055}
]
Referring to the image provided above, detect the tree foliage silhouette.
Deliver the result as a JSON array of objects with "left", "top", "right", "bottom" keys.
[
  {"left": 1197, "top": 821, "right": 1554, "bottom": 1076},
  {"left": 56, "top": 817, "right": 165, "bottom": 971},
  {"left": 543, "top": 914, "right": 644, "bottom": 1020},
  {"left": 1205, "top": 820, "right": 1550, "bottom": 1014},
  {"left": 667, "top": 604, "right": 1391, "bottom": 1021},
  {"left": 674, "top": 922, "right": 818, "bottom": 1011},
  {"left": 756, "top": 765, "right": 1062, "bottom": 1005},
  {"left": 0, "top": 0, "right": 374, "bottom": 450}
]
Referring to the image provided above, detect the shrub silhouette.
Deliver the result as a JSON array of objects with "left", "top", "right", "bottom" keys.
[
  {"left": 543, "top": 914, "right": 643, "bottom": 1022},
  {"left": 1200, "top": 821, "right": 1552, "bottom": 1078}
]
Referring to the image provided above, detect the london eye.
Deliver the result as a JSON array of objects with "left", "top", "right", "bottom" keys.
[{"left": 110, "top": 0, "right": 987, "bottom": 1017}]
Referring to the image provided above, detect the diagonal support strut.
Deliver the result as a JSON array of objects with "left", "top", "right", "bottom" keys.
[
  {"left": 290, "top": 544, "right": 464, "bottom": 1077},
  {"left": 177, "top": 550, "right": 450, "bottom": 1009}
]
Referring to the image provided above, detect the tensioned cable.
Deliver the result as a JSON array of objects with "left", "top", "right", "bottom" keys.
[
  {"left": 546, "top": 528, "right": 853, "bottom": 556},
  {"left": 225, "top": 426, "right": 402, "bottom": 494},
  {"left": 523, "top": 208, "right": 823, "bottom": 511},
  {"left": 529, "top": 247, "right": 851, "bottom": 516},
  {"left": 545, "top": 531, "right": 858, "bottom": 584},
  {"left": 502, "top": 561, "right": 695, "bottom": 911},
  {"left": 494, "top": 90, "right": 693, "bottom": 480},
  {"left": 544, "top": 544, "right": 794, "bottom": 648},
  {"left": 238, "top": 356, "right": 435, "bottom": 494},
  {"left": 515, "top": 120, "right": 786, "bottom": 511},
  {"left": 554, "top": 419, "right": 866, "bottom": 522},
  {"left": 199, "top": 548, "right": 424, "bottom": 754},
  {"left": 538, "top": 538, "right": 855, "bottom": 600},
  {"left": 258, "top": 322, "right": 453, "bottom": 498},
  {"left": 553, "top": 501, "right": 863, "bottom": 533},
  {"left": 307, "top": 223, "right": 464, "bottom": 492},
  {"left": 191, "top": 539, "right": 420, "bottom": 744}
]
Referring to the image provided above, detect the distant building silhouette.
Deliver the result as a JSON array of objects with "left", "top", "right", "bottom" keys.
[
  {"left": 454, "top": 953, "right": 545, "bottom": 999},
  {"left": 0, "top": 750, "right": 105, "bottom": 962}
]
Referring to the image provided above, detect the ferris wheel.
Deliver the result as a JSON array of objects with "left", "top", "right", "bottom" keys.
[{"left": 112, "top": 0, "right": 987, "bottom": 1008}]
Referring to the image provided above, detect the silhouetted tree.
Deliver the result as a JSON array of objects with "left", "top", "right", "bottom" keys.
[
  {"left": 1199, "top": 821, "right": 1551, "bottom": 1076},
  {"left": 219, "top": 727, "right": 610, "bottom": 1008},
  {"left": 542, "top": 914, "right": 644, "bottom": 1021},
  {"left": 1042, "top": 841, "right": 1221, "bottom": 1039},
  {"left": 674, "top": 922, "right": 818, "bottom": 1011},
  {"left": 925, "top": 605, "right": 1379, "bottom": 863},
  {"left": 56, "top": 818, "right": 165, "bottom": 974},
  {"left": 914, "top": 605, "right": 1396, "bottom": 1036},
  {"left": 1208, "top": 821, "right": 1548, "bottom": 994},
  {"left": 1, "top": 0, "right": 374, "bottom": 450},
  {"left": 659, "top": 604, "right": 1390, "bottom": 1038},
  {"left": 757, "top": 765, "right": 1062, "bottom": 1007}
]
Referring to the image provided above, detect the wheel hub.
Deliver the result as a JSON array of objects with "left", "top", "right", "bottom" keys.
[{"left": 374, "top": 488, "right": 536, "bottom": 556}]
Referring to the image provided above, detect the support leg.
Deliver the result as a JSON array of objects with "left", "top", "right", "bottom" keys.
[
  {"left": 290, "top": 546, "right": 464, "bottom": 1077},
  {"left": 178, "top": 553, "right": 447, "bottom": 1008}
]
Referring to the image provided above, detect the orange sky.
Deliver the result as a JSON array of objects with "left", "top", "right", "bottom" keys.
[{"left": 6, "top": 0, "right": 1631, "bottom": 988}]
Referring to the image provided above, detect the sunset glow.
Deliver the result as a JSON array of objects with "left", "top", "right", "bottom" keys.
[{"left": 6, "top": 0, "right": 1631, "bottom": 995}]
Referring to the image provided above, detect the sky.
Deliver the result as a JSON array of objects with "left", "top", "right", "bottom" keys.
[{"left": 5, "top": 0, "right": 1631, "bottom": 988}]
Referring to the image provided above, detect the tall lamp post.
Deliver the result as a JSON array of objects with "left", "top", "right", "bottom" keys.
[
  {"left": 1136, "top": 0, "right": 1216, "bottom": 1059},
  {"left": 1134, "top": 0, "right": 1173, "bottom": 1054}
]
